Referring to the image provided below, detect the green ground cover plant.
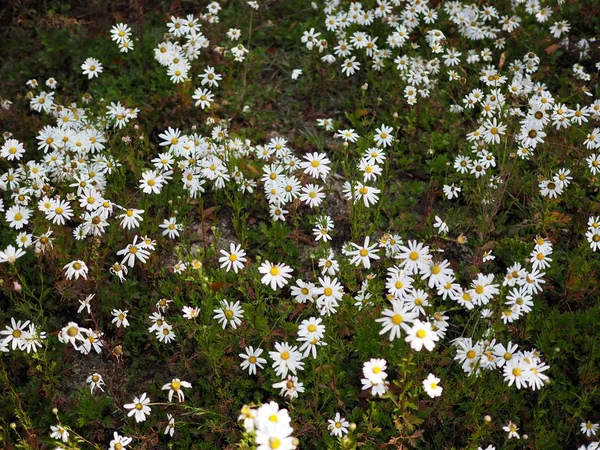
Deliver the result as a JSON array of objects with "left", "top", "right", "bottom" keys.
[{"left": 1, "top": 0, "right": 600, "bottom": 449}]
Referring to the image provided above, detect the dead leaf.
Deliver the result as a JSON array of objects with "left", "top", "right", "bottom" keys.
[
  {"left": 202, "top": 206, "right": 217, "bottom": 220},
  {"left": 266, "top": 46, "right": 277, "bottom": 58},
  {"left": 210, "top": 282, "right": 224, "bottom": 292},
  {"left": 498, "top": 51, "right": 506, "bottom": 69},
  {"left": 170, "top": 0, "right": 182, "bottom": 12},
  {"left": 246, "top": 163, "right": 260, "bottom": 175}
]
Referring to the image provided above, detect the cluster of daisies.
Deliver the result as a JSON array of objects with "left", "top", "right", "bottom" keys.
[
  {"left": 305, "top": 0, "right": 597, "bottom": 95},
  {"left": 153, "top": 6, "right": 251, "bottom": 89},
  {"left": 0, "top": 318, "right": 45, "bottom": 354},
  {"left": 110, "top": 23, "right": 134, "bottom": 53},
  {"left": 451, "top": 48, "right": 600, "bottom": 202},
  {"left": 446, "top": 236, "right": 554, "bottom": 390},
  {"left": 238, "top": 402, "right": 298, "bottom": 450},
  {"left": 50, "top": 424, "right": 135, "bottom": 450},
  {"left": 1, "top": 1, "right": 599, "bottom": 448},
  {"left": 300, "top": 0, "right": 580, "bottom": 97},
  {"left": 301, "top": 0, "right": 600, "bottom": 213},
  {"left": 49, "top": 388, "right": 182, "bottom": 447},
  {"left": 59, "top": 376, "right": 190, "bottom": 444},
  {"left": 586, "top": 216, "right": 600, "bottom": 251}
]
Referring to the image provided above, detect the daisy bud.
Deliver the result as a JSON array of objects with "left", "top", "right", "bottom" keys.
[
  {"left": 52, "top": 408, "right": 58, "bottom": 415},
  {"left": 10, "top": 423, "right": 16, "bottom": 429},
  {"left": 456, "top": 234, "right": 468, "bottom": 245},
  {"left": 13, "top": 281, "right": 21, "bottom": 293},
  {"left": 484, "top": 415, "right": 492, "bottom": 423},
  {"left": 349, "top": 423, "right": 357, "bottom": 431}
]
